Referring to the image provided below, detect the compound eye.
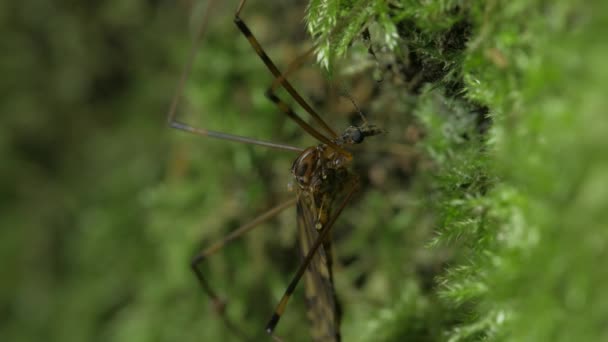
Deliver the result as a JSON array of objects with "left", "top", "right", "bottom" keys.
[{"left": 350, "top": 128, "right": 364, "bottom": 144}]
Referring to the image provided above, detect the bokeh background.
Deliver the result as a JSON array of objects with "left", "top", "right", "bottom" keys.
[
  {"left": 2, "top": 0, "right": 607, "bottom": 341},
  {"left": 2, "top": 1, "right": 424, "bottom": 341}
]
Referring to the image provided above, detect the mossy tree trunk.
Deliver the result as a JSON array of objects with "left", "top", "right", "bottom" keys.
[
  {"left": 2, "top": 0, "right": 606, "bottom": 341},
  {"left": 308, "top": 0, "right": 608, "bottom": 341}
]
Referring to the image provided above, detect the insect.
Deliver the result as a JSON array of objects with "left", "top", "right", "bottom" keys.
[{"left": 167, "top": 0, "right": 382, "bottom": 340}]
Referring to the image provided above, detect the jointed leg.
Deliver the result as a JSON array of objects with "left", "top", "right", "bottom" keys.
[
  {"left": 272, "top": 46, "right": 371, "bottom": 129},
  {"left": 235, "top": 0, "right": 337, "bottom": 139},
  {"left": 268, "top": 46, "right": 316, "bottom": 96},
  {"left": 167, "top": 1, "right": 302, "bottom": 153},
  {"left": 233, "top": 0, "right": 353, "bottom": 158},
  {"left": 265, "top": 182, "right": 359, "bottom": 335},
  {"left": 191, "top": 198, "right": 297, "bottom": 340}
]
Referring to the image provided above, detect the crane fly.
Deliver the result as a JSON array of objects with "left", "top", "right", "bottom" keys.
[{"left": 167, "top": 0, "right": 383, "bottom": 340}]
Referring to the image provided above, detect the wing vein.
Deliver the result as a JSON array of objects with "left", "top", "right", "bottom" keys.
[{"left": 297, "top": 193, "right": 341, "bottom": 342}]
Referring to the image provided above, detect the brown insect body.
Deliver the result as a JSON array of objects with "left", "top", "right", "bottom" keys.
[
  {"left": 168, "top": 1, "right": 386, "bottom": 339},
  {"left": 292, "top": 124, "right": 383, "bottom": 229},
  {"left": 292, "top": 145, "right": 347, "bottom": 229},
  {"left": 291, "top": 124, "right": 383, "bottom": 342}
]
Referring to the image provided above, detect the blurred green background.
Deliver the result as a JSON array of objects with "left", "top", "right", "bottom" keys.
[{"left": 2, "top": 0, "right": 607, "bottom": 341}]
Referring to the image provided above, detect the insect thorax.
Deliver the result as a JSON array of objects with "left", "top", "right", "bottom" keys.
[
  {"left": 289, "top": 124, "right": 382, "bottom": 229},
  {"left": 291, "top": 144, "right": 353, "bottom": 229},
  {"left": 292, "top": 145, "right": 351, "bottom": 190},
  {"left": 291, "top": 124, "right": 383, "bottom": 192}
]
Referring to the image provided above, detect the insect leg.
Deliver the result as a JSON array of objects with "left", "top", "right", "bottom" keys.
[
  {"left": 268, "top": 46, "right": 316, "bottom": 96},
  {"left": 233, "top": 1, "right": 353, "bottom": 158},
  {"left": 265, "top": 182, "right": 359, "bottom": 335},
  {"left": 262, "top": 46, "right": 352, "bottom": 157},
  {"left": 235, "top": 0, "right": 337, "bottom": 139},
  {"left": 191, "top": 197, "right": 297, "bottom": 340},
  {"left": 167, "top": 0, "right": 302, "bottom": 153}
]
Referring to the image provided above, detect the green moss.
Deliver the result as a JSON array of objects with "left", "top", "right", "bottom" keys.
[
  {"left": 3, "top": 0, "right": 607, "bottom": 341},
  {"left": 310, "top": 0, "right": 608, "bottom": 340}
]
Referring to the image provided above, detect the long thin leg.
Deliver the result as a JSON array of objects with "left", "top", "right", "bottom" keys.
[
  {"left": 235, "top": 0, "right": 337, "bottom": 139},
  {"left": 191, "top": 197, "right": 297, "bottom": 339},
  {"left": 234, "top": 1, "right": 353, "bottom": 159},
  {"left": 268, "top": 46, "right": 316, "bottom": 97},
  {"left": 271, "top": 46, "right": 369, "bottom": 129},
  {"left": 260, "top": 46, "right": 357, "bottom": 157},
  {"left": 265, "top": 182, "right": 359, "bottom": 335},
  {"left": 167, "top": 1, "right": 303, "bottom": 153},
  {"left": 264, "top": 46, "right": 325, "bottom": 140},
  {"left": 262, "top": 92, "right": 350, "bottom": 158}
]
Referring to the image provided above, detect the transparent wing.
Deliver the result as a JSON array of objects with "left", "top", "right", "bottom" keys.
[{"left": 297, "top": 194, "right": 341, "bottom": 342}]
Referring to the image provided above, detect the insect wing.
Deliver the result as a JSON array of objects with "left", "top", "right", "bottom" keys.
[{"left": 297, "top": 195, "right": 341, "bottom": 342}]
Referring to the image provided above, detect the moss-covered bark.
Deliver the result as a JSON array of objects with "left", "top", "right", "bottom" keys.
[
  {"left": 312, "top": 0, "right": 608, "bottom": 341},
  {"left": 2, "top": 0, "right": 607, "bottom": 341}
]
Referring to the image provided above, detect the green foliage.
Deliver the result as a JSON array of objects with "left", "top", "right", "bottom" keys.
[
  {"left": 314, "top": 0, "right": 608, "bottom": 341},
  {"left": 3, "top": 0, "right": 607, "bottom": 341},
  {"left": 314, "top": 0, "right": 608, "bottom": 340},
  {"left": 306, "top": 0, "right": 398, "bottom": 70}
]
